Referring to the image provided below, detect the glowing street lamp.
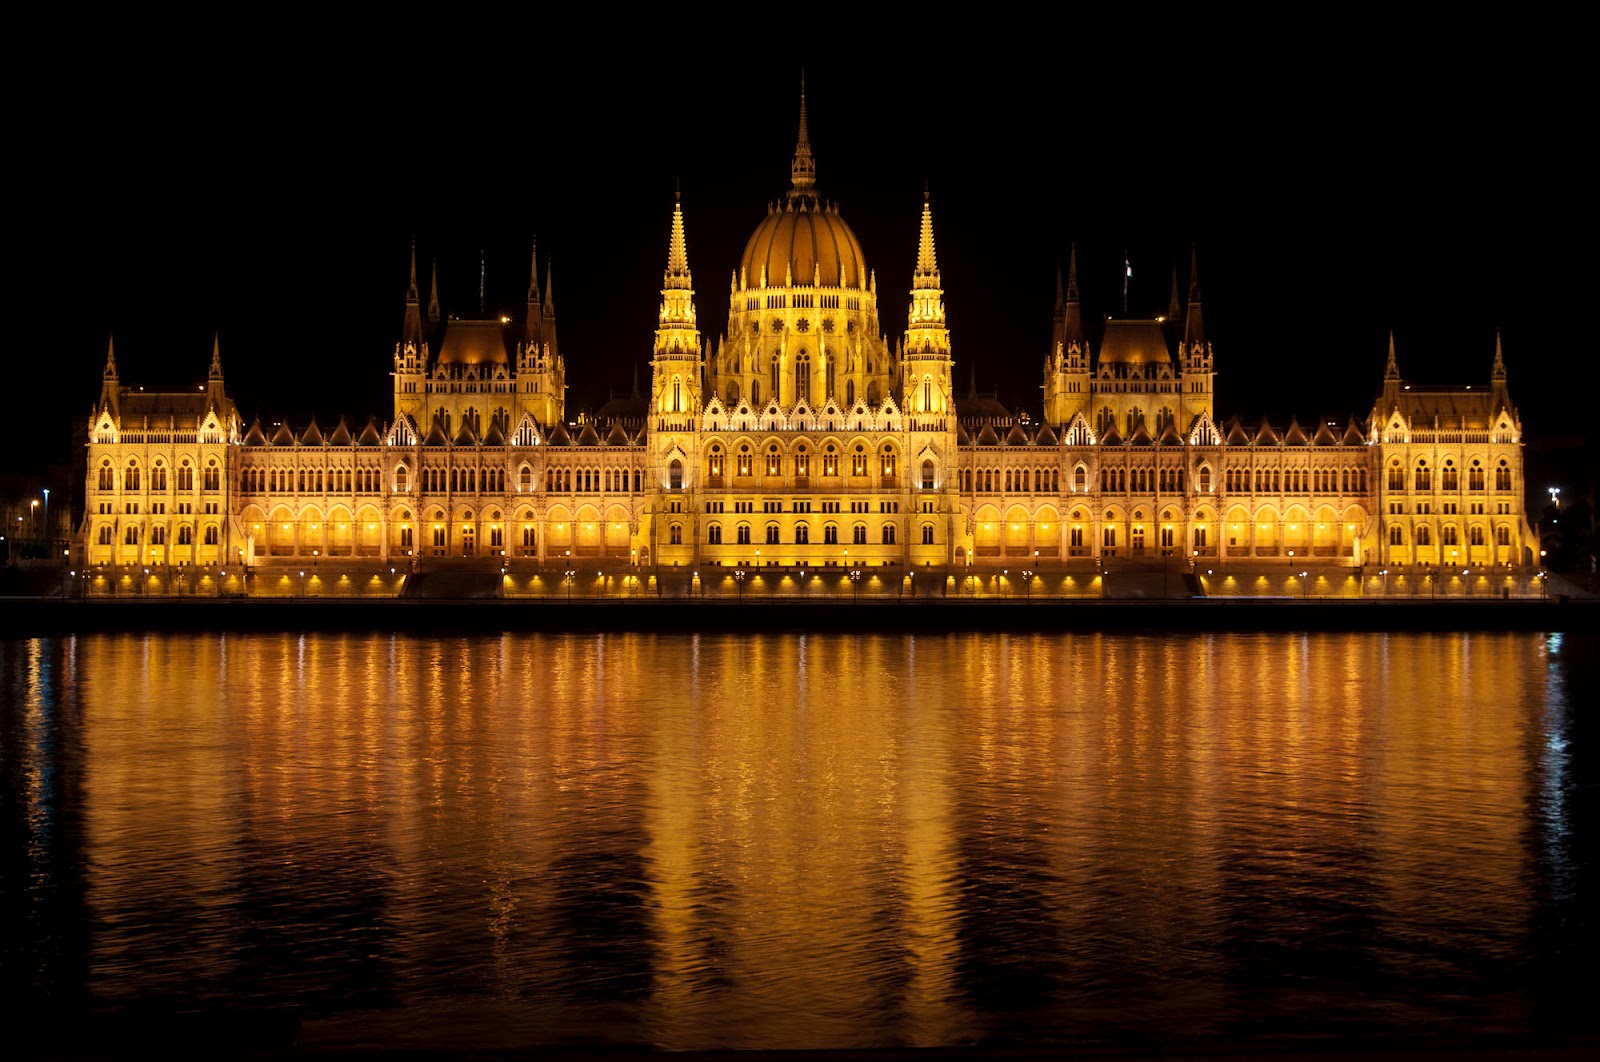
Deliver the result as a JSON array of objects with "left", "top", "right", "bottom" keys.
[{"left": 1548, "top": 486, "right": 1561, "bottom": 509}]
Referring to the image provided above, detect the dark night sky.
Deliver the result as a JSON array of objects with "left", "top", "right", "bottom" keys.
[{"left": 12, "top": 26, "right": 1589, "bottom": 483}]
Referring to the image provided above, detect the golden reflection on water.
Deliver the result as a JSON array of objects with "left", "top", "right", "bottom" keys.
[{"left": 4, "top": 630, "right": 1574, "bottom": 1051}]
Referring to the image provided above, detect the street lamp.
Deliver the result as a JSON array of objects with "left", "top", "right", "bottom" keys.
[
  {"left": 733, "top": 568, "right": 745, "bottom": 603},
  {"left": 42, "top": 489, "right": 50, "bottom": 549},
  {"left": 564, "top": 569, "right": 576, "bottom": 601},
  {"left": 1022, "top": 569, "right": 1034, "bottom": 602},
  {"left": 849, "top": 568, "right": 862, "bottom": 602},
  {"left": 1548, "top": 486, "right": 1561, "bottom": 509}
]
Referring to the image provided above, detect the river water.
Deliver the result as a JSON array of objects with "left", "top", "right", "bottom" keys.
[{"left": 1, "top": 631, "right": 1592, "bottom": 1054}]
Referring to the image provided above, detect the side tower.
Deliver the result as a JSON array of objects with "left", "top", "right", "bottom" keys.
[
  {"left": 648, "top": 193, "right": 702, "bottom": 566},
  {"left": 1177, "top": 246, "right": 1214, "bottom": 426},
  {"left": 516, "top": 239, "right": 565, "bottom": 427},
  {"left": 1042, "top": 246, "right": 1090, "bottom": 427},
  {"left": 902, "top": 190, "right": 961, "bottom": 563},
  {"left": 394, "top": 242, "right": 427, "bottom": 427}
]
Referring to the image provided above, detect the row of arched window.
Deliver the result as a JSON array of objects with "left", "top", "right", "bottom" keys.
[
  {"left": 97, "top": 459, "right": 218, "bottom": 493},
  {"left": 1387, "top": 458, "right": 1511, "bottom": 492},
  {"left": 705, "top": 522, "right": 906, "bottom": 546},
  {"left": 545, "top": 468, "right": 643, "bottom": 494},
  {"left": 1389, "top": 524, "right": 1511, "bottom": 547},
  {"left": 99, "top": 523, "right": 221, "bottom": 546},
  {"left": 962, "top": 467, "right": 1063, "bottom": 493}
]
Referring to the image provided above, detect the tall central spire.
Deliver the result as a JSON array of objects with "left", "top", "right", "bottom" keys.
[
  {"left": 914, "top": 186, "right": 938, "bottom": 280},
  {"left": 665, "top": 187, "right": 691, "bottom": 286},
  {"left": 790, "top": 72, "right": 816, "bottom": 193}
]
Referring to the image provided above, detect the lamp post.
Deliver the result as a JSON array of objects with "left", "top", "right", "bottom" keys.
[
  {"left": 564, "top": 568, "right": 576, "bottom": 602},
  {"left": 42, "top": 489, "right": 50, "bottom": 551},
  {"left": 850, "top": 568, "right": 862, "bottom": 603},
  {"left": 734, "top": 568, "right": 745, "bottom": 603},
  {"left": 1548, "top": 486, "right": 1561, "bottom": 510},
  {"left": 1299, "top": 570, "right": 1309, "bottom": 599},
  {"left": 1022, "top": 569, "right": 1033, "bottom": 602}
]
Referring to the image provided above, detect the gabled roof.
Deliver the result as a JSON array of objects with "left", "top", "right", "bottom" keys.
[
  {"left": 357, "top": 419, "right": 383, "bottom": 446},
  {"left": 1342, "top": 419, "right": 1367, "bottom": 445},
  {"left": 481, "top": 419, "right": 506, "bottom": 446},
  {"left": 546, "top": 423, "right": 572, "bottom": 446},
  {"left": 975, "top": 423, "right": 1001, "bottom": 446},
  {"left": 1254, "top": 419, "right": 1280, "bottom": 445},
  {"left": 270, "top": 422, "right": 296, "bottom": 446},
  {"left": 423, "top": 419, "right": 450, "bottom": 446},
  {"left": 1033, "top": 422, "right": 1058, "bottom": 446},
  {"left": 327, "top": 418, "right": 352, "bottom": 446},
  {"left": 243, "top": 418, "right": 268, "bottom": 446},
  {"left": 576, "top": 423, "right": 601, "bottom": 446},
  {"left": 1004, "top": 422, "right": 1031, "bottom": 446},
  {"left": 1312, "top": 421, "right": 1339, "bottom": 446},
  {"left": 300, "top": 419, "right": 323, "bottom": 445},
  {"left": 1282, "top": 418, "right": 1309, "bottom": 446},
  {"left": 605, "top": 423, "right": 631, "bottom": 446},
  {"left": 1224, "top": 419, "right": 1251, "bottom": 446}
]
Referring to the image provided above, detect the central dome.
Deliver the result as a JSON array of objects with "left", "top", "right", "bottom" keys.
[{"left": 740, "top": 200, "right": 867, "bottom": 290}]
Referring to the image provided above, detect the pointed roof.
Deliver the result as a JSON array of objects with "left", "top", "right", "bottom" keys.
[
  {"left": 407, "top": 240, "right": 420, "bottom": 302},
  {"left": 427, "top": 259, "right": 441, "bottom": 321},
  {"left": 955, "top": 421, "right": 972, "bottom": 446},
  {"left": 576, "top": 422, "right": 601, "bottom": 446},
  {"left": 209, "top": 333, "right": 223, "bottom": 379},
  {"left": 1224, "top": 419, "right": 1251, "bottom": 446},
  {"left": 423, "top": 417, "right": 450, "bottom": 446},
  {"left": 1342, "top": 419, "right": 1367, "bottom": 445},
  {"left": 542, "top": 261, "right": 555, "bottom": 317},
  {"left": 1491, "top": 330, "right": 1506, "bottom": 380},
  {"left": 1312, "top": 420, "right": 1339, "bottom": 446},
  {"left": 300, "top": 418, "right": 324, "bottom": 445},
  {"left": 327, "top": 417, "right": 352, "bottom": 446},
  {"left": 1384, "top": 331, "right": 1400, "bottom": 380},
  {"left": 1283, "top": 418, "right": 1309, "bottom": 445},
  {"left": 452, "top": 418, "right": 478, "bottom": 447},
  {"left": 103, "top": 334, "right": 118, "bottom": 376},
  {"left": 243, "top": 417, "right": 268, "bottom": 446},
  {"left": 1254, "top": 419, "right": 1280, "bottom": 445},
  {"left": 1127, "top": 420, "right": 1154, "bottom": 446},
  {"left": 1062, "top": 245, "right": 1085, "bottom": 347},
  {"left": 1158, "top": 420, "right": 1183, "bottom": 446},
  {"left": 1004, "top": 422, "right": 1031, "bottom": 446},
  {"left": 790, "top": 72, "right": 816, "bottom": 193},
  {"left": 546, "top": 423, "right": 572, "bottom": 447},
  {"left": 270, "top": 422, "right": 296, "bottom": 446},
  {"left": 1167, "top": 262, "right": 1182, "bottom": 323},
  {"left": 357, "top": 418, "right": 383, "bottom": 446},
  {"left": 975, "top": 422, "right": 1001, "bottom": 446},
  {"left": 1034, "top": 422, "right": 1059, "bottom": 446},
  {"left": 606, "top": 423, "right": 631, "bottom": 446},
  {"left": 1099, "top": 420, "right": 1125, "bottom": 446},
  {"left": 481, "top": 419, "right": 506, "bottom": 446}
]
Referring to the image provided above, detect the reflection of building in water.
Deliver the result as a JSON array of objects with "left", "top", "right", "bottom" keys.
[{"left": 77, "top": 85, "right": 1538, "bottom": 578}]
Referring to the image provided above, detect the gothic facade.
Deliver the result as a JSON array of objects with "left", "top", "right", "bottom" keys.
[{"left": 78, "top": 93, "right": 1539, "bottom": 582}]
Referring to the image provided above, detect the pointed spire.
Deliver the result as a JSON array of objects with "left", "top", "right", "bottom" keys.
[
  {"left": 103, "top": 334, "right": 117, "bottom": 377},
  {"left": 914, "top": 187, "right": 938, "bottom": 277},
  {"left": 1062, "top": 244, "right": 1085, "bottom": 348},
  {"left": 789, "top": 71, "right": 816, "bottom": 193},
  {"left": 543, "top": 261, "right": 555, "bottom": 318},
  {"left": 1384, "top": 331, "right": 1400, "bottom": 380},
  {"left": 1489, "top": 331, "right": 1512, "bottom": 415},
  {"left": 427, "top": 259, "right": 441, "bottom": 321},
  {"left": 665, "top": 189, "right": 690, "bottom": 282},
  {"left": 527, "top": 236, "right": 541, "bottom": 305},
  {"left": 406, "top": 239, "right": 420, "bottom": 303},
  {"left": 1492, "top": 330, "right": 1506, "bottom": 379},
  {"left": 1167, "top": 261, "right": 1182, "bottom": 322},
  {"left": 1183, "top": 244, "right": 1205, "bottom": 350},
  {"left": 209, "top": 332, "right": 223, "bottom": 379}
]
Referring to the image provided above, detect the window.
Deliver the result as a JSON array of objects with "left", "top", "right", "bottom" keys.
[
  {"left": 151, "top": 464, "right": 167, "bottom": 492},
  {"left": 921, "top": 523, "right": 934, "bottom": 544},
  {"left": 97, "top": 524, "right": 113, "bottom": 545},
  {"left": 520, "top": 466, "right": 532, "bottom": 491},
  {"left": 1198, "top": 466, "right": 1211, "bottom": 492},
  {"left": 824, "top": 524, "right": 838, "bottom": 545},
  {"left": 1103, "top": 526, "right": 1116, "bottom": 548},
  {"left": 1390, "top": 525, "right": 1404, "bottom": 545},
  {"left": 522, "top": 525, "right": 537, "bottom": 550},
  {"left": 396, "top": 466, "right": 409, "bottom": 492},
  {"left": 124, "top": 525, "right": 140, "bottom": 545},
  {"left": 1442, "top": 463, "right": 1458, "bottom": 491},
  {"left": 1469, "top": 462, "right": 1485, "bottom": 491},
  {"left": 126, "top": 462, "right": 141, "bottom": 491},
  {"left": 204, "top": 525, "right": 219, "bottom": 545},
  {"left": 852, "top": 524, "right": 867, "bottom": 544},
  {"left": 432, "top": 526, "right": 446, "bottom": 548},
  {"left": 204, "top": 463, "right": 220, "bottom": 491},
  {"left": 489, "top": 525, "right": 504, "bottom": 548},
  {"left": 738, "top": 445, "right": 753, "bottom": 476},
  {"left": 152, "top": 525, "right": 168, "bottom": 546},
  {"left": 766, "top": 446, "right": 781, "bottom": 476},
  {"left": 823, "top": 445, "right": 838, "bottom": 477},
  {"left": 736, "top": 524, "right": 751, "bottom": 545},
  {"left": 921, "top": 459, "right": 935, "bottom": 490},
  {"left": 1417, "top": 525, "right": 1432, "bottom": 546},
  {"left": 765, "top": 524, "right": 780, "bottom": 544},
  {"left": 796, "top": 523, "right": 809, "bottom": 544},
  {"left": 98, "top": 463, "right": 114, "bottom": 491},
  {"left": 1496, "top": 525, "right": 1510, "bottom": 546},
  {"left": 1495, "top": 462, "right": 1511, "bottom": 491},
  {"left": 669, "top": 459, "right": 683, "bottom": 490},
  {"left": 795, "top": 350, "right": 810, "bottom": 402},
  {"left": 852, "top": 446, "right": 867, "bottom": 477},
  {"left": 1469, "top": 525, "right": 1484, "bottom": 546},
  {"left": 1415, "top": 461, "right": 1431, "bottom": 491},
  {"left": 708, "top": 524, "right": 722, "bottom": 544},
  {"left": 795, "top": 449, "right": 809, "bottom": 478},
  {"left": 880, "top": 449, "right": 897, "bottom": 480},
  {"left": 882, "top": 524, "right": 896, "bottom": 544},
  {"left": 670, "top": 524, "right": 682, "bottom": 545},
  {"left": 770, "top": 354, "right": 780, "bottom": 402},
  {"left": 1442, "top": 525, "right": 1457, "bottom": 546},
  {"left": 400, "top": 525, "right": 413, "bottom": 550}
]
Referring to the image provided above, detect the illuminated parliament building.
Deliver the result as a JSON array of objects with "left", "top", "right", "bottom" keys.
[{"left": 79, "top": 91, "right": 1540, "bottom": 595}]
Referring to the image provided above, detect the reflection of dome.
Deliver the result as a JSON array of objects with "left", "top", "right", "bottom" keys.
[
  {"left": 740, "top": 200, "right": 866, "bottom": 290},
  {"left": 436, "top": 319, "right": 510, "bottom": 367},
  {"left": 1097, "top": 320, "right": 1171, "bottom": 367}
]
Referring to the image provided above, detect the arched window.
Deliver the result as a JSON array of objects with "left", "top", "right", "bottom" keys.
[
  {"left": 726, "top": 380, "right": 740, "bottom": 406},
  {"left": 879, "top": 447, "right": 896, "bottom": 481},
  {"left": 1075, "top": 465, "right": 1088, "bottom": 492},
  {"left": 851, "top": 523, "right": 867, "bottom": 544},
  {"left": 395, "top": 465, "right": 409, "bottom": 492},
  {"left": 824, "top": 524, "right": 838, "bottom": 545},
  {"left": 1126, "top": 407, "right": 1145, "bottom": 435},
  {"left": 1415, "top": 460, "right": 1431, "bottom": 491},
  {"left": 765, "top": 523, "right": 780, "bottom": 544},
  {"left": 1442, "top": 462, "right": 1458, "bottom": 492},
  {"left": 1469, "top": 461, "right": 1485, "bottom": 491},
  {"left": 176, "top": 525, "right": 190, "bottom": 545},
  {"left": 126, "top": 461, "right": 141, "bottom": 491},
  {"left": 921, "top": 459, "right": 935, "bottom": 490},
  {"left": 153, "top": 526, "right": 168, "bottom": 546},
  {"left": 795, "top": 351, "right": 810, "bottom": 402},
  {"left": 770, "top": 354, "right": 781, "bottom": 403},
  {"left": 796, "top": 523, "right": 810, "bottom": 544},
  {"left": 766, "top": 445, "right": 781, "bottom": 476},
  {"left": 823, "top": 444, "right": 838, "bottom": 477},
  {"left": 519, "top": 465, "right": 532, "bottom": 491},
  {"left": 1387, "top": 462, "right": 1404, "bottom": 491},
  {"left": 824, "top": 353, "right": 835, "bottom": 400},
  {"left": 1442, "top": 525, "right": 1457, "bottom": 546},
  {"left": 669, "top": 459, "right": 683, "bottom": 489},
  {"left": 1198, "top": 465, "right": 1211, "bottom": 492},
  {"left": 1418, "top": 525, "right": 1432, "bottom": 546},
  {"left": 204, "top": 525, "right": 219, "bottom": 545},
  {"left": 151, "top": 463, "right": 167, "bottom": 492},
  {"left": 846, "top": 380, "right": 855, "bottom": 406},
  {"left": 736, "top": 523, "right": 751, "bottom": 545},
  {"left": 1390, "top": 525, "right": 1404, "bottom": 545},
  {"left": 669, "top": 524, "right": 682, "bottom": 545},
  {"left": 737, "top": 444, "right": 752, "bottom": 477},
  {"left": 124, "top": 525, "right": 140, "bottom": 545},
  {"left": 751, "top": 380, "right": 761, "bottom": 406},
  {"left": 98, "top": 462, "right": 113, "bottom": 491},
  {"left": 1496, "top": 525, "right": 1510, "bottom": 546},
  {"left": 1495, "top": 460, "right": 1511, "bottom": 491},
  {"left": 97, "top": 524, "right": 113, "bottom": 545},
  {"left": 1096, "top": 407, "right": 1115, "bottom": 436},
  {"left": 881, "top": 523, "right": 896, "bottom": 544},
  {"left": 672, "top": 376, "right": 683, "bottom": 412},
  {"left": 852, "top": 445, "right": 868, "bottom": 477},
  {"left": 204, "top": 461, "right": 220, "bottom": 491},
  {"left": 867, "top": 381, "right": 881, "bottom": 405},
  {"left": 921, "top": 523, "right": 934, "bottom": 544},
  {"left": 1469, "top": 525, "right": 1485, "bottom": 546},
  {"left": 708, "top": 524, "right": 722, "bottom": 544},
  {"left": 707, "top": 445, "right": 724, "bottom": 483}
]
